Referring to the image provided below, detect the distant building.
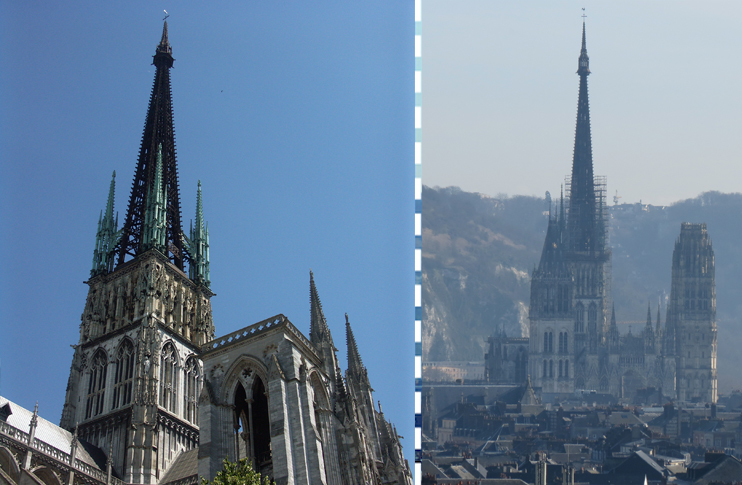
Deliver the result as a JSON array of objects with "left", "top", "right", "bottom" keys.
[
  {"left": 484, "top": 334, "right": 528, "bottom": 385},
  {"left": 487, "top": 22, "right": 717, "bottom": 405},
  {"left": 423, "top": 362, "right": 486, "bottom": 382}
]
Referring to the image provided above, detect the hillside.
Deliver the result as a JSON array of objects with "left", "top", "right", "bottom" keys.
[{"left": 422, "top": 186, "right": 742, "bottom": 392}]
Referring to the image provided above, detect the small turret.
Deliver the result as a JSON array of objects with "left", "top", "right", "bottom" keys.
[
  {"left": 309, "top": 271, "right": 332, "bottom": 345},
  {"left": 142, "top": 144, "right": 168, "bottom": 252},
  {"left": 307, "top": 271, "right": 341, "bottom": 398},
  {"left": 645, "top": 301, "right": 656, "bottom": 352},
  {"left": 346, "top": 313, "right": 368, "bottom": 384},
  {"left": 608, "top": 304, "right": 620, "bottom": 351},
  {"left": 185, "top": 181, "right": 210, "bottom": 287},
  {"left": 91, "top": 171, "right": 122, "bottom": 276}
]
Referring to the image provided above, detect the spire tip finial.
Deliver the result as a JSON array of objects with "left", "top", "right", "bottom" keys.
[{"left": 160, "top": 19, "right": 169, "bottom": 47}]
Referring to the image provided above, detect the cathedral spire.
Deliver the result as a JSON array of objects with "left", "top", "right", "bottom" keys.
[
  {"left": 346, "top": 313, "right": 366, "bottom": 382},
  {"left": 578, "top": 21, "right": 590, "bottom": 76},
  {"left": 559, "top": 185, "right": 566, "bottom": 229},
  {"left": 117, "top": 22, "right": 183, "bottom": 269},
  {"left": 309, "top": 271, "right": 332, "bottom": 345},
  {"left": 656, "top": 298, "right": 662, "bottom": 336},
  {"left": 568, "top": 20, "right": 599, "bottom": 253},
  {"left": 611, "top": 304, "right": 617, "bottom": 328},
  {"left": 160, "top": 21, "right": 169, "bottom": 48},
  {"left": 92, "top": 171, "right": 122, "bottom": 276},
  {"left": 142, "top": 144, "right": 168, "bottom": 252},
  {"left": 184, "top": 181, "right": 210, "bottom": 287},
  {"left": 646, "top": 301, "right": 653, "bottom": 330}
]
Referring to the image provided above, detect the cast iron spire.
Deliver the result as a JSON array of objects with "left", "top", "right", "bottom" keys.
[
  {"left": 568, "top": 21, "right": 599, "bottom": 253},
  {"left": 117, "top": 21, "right": 185, "bottom": 269}
]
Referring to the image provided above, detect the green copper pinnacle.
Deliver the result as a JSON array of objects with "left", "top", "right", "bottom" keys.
[
  {"left": 91, "top": 171, "right": 123, "bottom": 276},
  {"left": 184, "top": 180, "right": 210, "bottom": 287},
  {"left": 142, "top": 144, "right": 168, "bottom": 252}
]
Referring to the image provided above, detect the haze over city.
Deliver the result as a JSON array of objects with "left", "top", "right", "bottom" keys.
[{"left": 423, "top": 1, "right": 741, "bottom": 207}]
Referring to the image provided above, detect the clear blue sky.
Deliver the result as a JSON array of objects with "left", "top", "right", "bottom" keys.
[
  {"left": 0, "top": 1, "right": 414, "bottom": 463},
  {"left": 424, "top": 1, "right": 742, "bottom": 206}
]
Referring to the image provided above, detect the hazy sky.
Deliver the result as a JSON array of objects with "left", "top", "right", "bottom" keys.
[
  {"left": 0, "top": 1, "right": 414, "bottom": 462},
  {"left": 423, "top": 1, "right": 742, "bottom": 206}
]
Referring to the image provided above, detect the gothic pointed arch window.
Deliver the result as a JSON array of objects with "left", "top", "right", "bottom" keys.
[
  {"left": 160, "top": 342, "right": 179, "bottom": 413},
  {"left": 112, "top": 339, "right": 135, "bottom": 409},
  {"left": 516, "top": 348, "right": 527, "bottom": 383},
  {"left": 310, "top": 373, "right": 331, "bottom": 472},
  {"left": 543, "top": 360, "right": 547, "bottom": 378},
  {"left": 85, "top": 349, "right": 108, "bottom": 419},
  {"left": 564, "top": 360, "right": 569, "bottom": 378},
  {"left": 559, "top": 332, "right": 569, "bottom": 353},
  {"left": 252, "top": 377, "right": 271, "bottom": 470},
  {"left": 575, "top": 303, "right": 585, "bottom": 333},
  {"left": 588, "top": 303, "right": 598, "bottom": 332},
  {"left": 558, "top": 284, "right": 569, "bottom": 313},
  {"left": 183, "top": 357, "right": 200, "bottom": 423}
]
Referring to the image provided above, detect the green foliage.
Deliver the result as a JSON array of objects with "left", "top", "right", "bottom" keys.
[{"left": 201, "top": 458, "right": 273, "bottom": 485}]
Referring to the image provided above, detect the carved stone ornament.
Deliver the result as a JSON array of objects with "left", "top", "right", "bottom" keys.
[
  {"left": 210, "top": 363, "right": 225, "bottom": 380},
  {"left": 241, "top": 367, "right": 253, "bottom": 379},
  {"left": 263, "top": 343, "right": 278, "bottom": 357}
]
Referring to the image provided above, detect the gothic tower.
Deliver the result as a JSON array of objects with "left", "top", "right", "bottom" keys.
[
  {"left": 60, "top": 23, "right": 214, "bottom": 483},
  {"left": 666, "top": 223, "right": 717, "bottom": 403},
  {"left": 529, "top": 22, "right": 609, "bottom": 395},
  {"left": 565, "top": 22, "right": 610, "bottom": 390},
  {"left": 528, "top": 202, "right": 574, "bottom": 393}
]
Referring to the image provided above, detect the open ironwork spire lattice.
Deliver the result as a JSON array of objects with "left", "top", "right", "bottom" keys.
[
  {"left": 568, "top": 21, "right": 601, "bottom": 254},
  {"left": 116, "top": 21, "right": 185, "bottom": 269}
]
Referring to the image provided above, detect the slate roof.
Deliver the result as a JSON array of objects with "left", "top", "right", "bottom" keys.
[
  {"left": 691, "top": 455, "right": 742, "bottom": 485},
  {"left": 159, "top": 448, "right": 198, "bottom": 484},
  {"left": 611, "top": 450, "right": 667, "bottom": 479},
  {"left": 0, "top": 396, "right": 105, "bottom": 471}
]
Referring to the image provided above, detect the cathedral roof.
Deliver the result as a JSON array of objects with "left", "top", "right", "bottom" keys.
[
  {"left": 159, "top": 448, "right": 198, "bottom": 485},
  {"left": 0, "top": 397, "right": 107, "bottom": 472}
]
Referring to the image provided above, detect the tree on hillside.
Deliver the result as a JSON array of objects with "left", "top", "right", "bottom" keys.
[{"left": 201, "top": 458, "right": 274, "bottom": 485}]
